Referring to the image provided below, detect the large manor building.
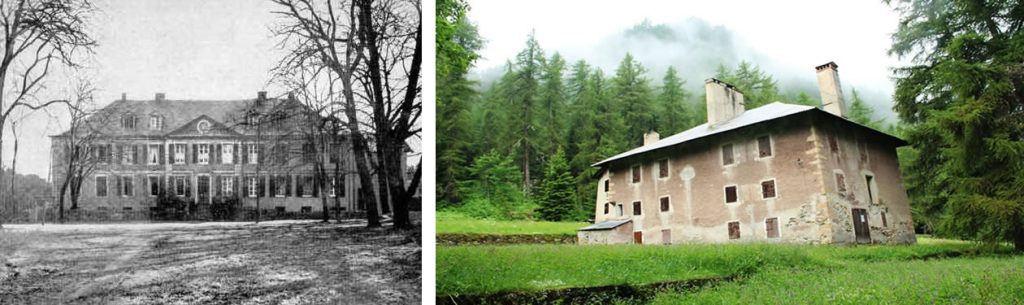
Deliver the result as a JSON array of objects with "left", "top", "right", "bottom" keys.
[
  {"left": 578, "top": 62, "right": 916, "bottom": 245},
  {"left": 50, "top": 92, "right": 381, "bottom": 215}
]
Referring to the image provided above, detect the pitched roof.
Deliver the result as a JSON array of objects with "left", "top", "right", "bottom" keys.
[
  {"left": 578, "top": 219, "right": 632, "bottom": 231},
  {"left": 592, "top": 102, "right": 906, "bottom": 167},
  {"left": 54, "top": 97, "right": 288, "bottom": 138}
]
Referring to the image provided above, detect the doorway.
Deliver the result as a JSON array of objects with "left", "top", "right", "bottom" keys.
[
  {"left": 633, "top": 231, "right": 643, "bottom": 244},
  {"left": 198, "top": 176, "right": 211, "bottom": 204},
  {"left": 851, "top": 208, "right": 871, "bottom": 243}
]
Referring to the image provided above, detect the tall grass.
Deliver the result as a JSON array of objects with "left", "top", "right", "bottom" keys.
[{"left": 437, "top": 211, "right": 587, "bottom": 235}]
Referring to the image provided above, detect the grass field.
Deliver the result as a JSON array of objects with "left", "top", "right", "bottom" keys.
[
  {"left": 436, "top": 211, "right": 587, "bottom": 235},
  {"left": 1, "top": 220, "right": 420, "bottom": 304}
]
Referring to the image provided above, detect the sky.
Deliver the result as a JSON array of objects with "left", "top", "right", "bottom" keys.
[
  {"left": 466, "top": 0, "right": 908, "bottom": 121},
  {"left": 6, "top": 0, "right": 288, "bottom": 178}
]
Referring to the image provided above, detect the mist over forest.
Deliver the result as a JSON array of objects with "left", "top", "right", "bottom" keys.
[{"left": 470, "top": 18, "right": 899, "bottom": 123}]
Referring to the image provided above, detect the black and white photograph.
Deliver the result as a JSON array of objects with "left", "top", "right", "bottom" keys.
[{"left": 0, "top": 0, "right": 422, "bottom": 304}]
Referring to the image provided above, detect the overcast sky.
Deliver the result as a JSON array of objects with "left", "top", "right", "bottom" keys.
[
  {"left": 467, "top": 0, "right": 907, "bottom": 117},
  {"left": 7, "top": 0, "right": 286, "bottom": 178}
]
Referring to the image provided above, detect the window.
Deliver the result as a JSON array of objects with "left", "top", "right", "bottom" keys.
[
  {"left": 275, "top": 176, "right": 289, "bottom": 197},
  {"left": 865, "top": 175, "right": 876, "bottom": 203},
  {"left": 222, "top": 143, "right": 234, "bottom": 164},
  {"left": 148, "top": 144, "right": 160, "bottom": 165},
  {"left": 603, "top": 203, "right": 609, "bottom": 214},
  {"left": 247, "top": 176, "right": 259, "bottom": 198},
  {"left": 149, "top": 115, "right": 163, "bottom": 130},
  {"left": 631, "top": 165, "right": 641, "bottom": 183},
  {"left": 121, "top": 176, "right": 134, "bottom": 197},
  {"left": 121, "top": 114, "right": 136, "bottom": 129},
  {"left": 859, "top": 140, "right": 869, "bottom": 163},
  {"left": 603, "top": 180, "right": 609, "bottom": 192},
  {"left": 761, "top": 180, "right": 777, "bottom": 199},
  {"left": 829, "top": 136, "right": 839, "bottom": 153},
  {"left": 329, "top": 143, "right": 342, "bottom": 164},
  {"left": 96, "top": 176, "right": 107, "bottom": 197},
  {"left": 757, "top": 135, "right": 772, "bottom": 158},
  {"left": 122, "top": 145, "right": 136, "bottom": 164},
  {"left": 274, "top": 145, "right": 287, "bottom": 164},
  {"left": 302, "top": 143, "right": 315, "bottom": 163},
  {"left": 661, "top": 229, "right": 671, "bottom": 245},
  {"left": 722, "top": 144, "right": 734, "bottom": 165},
  {"left": 632, "top": 201, "right": 642, "bottom": 216},
  {"left": 301, "top": 206, "right": 312, "bottom": 214},
  {"left": 766, "top": 217, "right": 780, "bottom": 238},
  {"left": 301, "top": 176, "right": 314, "bottom": 197},
  {"left": 658, "top": 159, "right": 669, "bottom": 178},
  {"left": 616, "top": 204, "right": 624, "bottom": 217},
  {"left": 149, "top": 176, "right": 160, "bottom": 196},
  {"left": 222, "top": 176, "right": 234, "bottom": 196},
  {"left": 835, "top": 173, "right": 847, "bottom": 192},
  {"left": 247, "top": 144, "right": 258, "bottom": 164},
  {"left": 275, "top": 206, "right": 286, "bottom": 213},
  {"left": 660, "top": 197, "right": 670, "bottom": 212},
  {"left": 881, "top": 212, "right": 888, "bottom": 227},
  {"left": 728, "top": 221, "right": 740, "bottom": 239},
  {"left": 123, "top": 207, "right": 133, "bottom": 211},
  {"left": 197, "top": 144, "right": 210, "bottom": 164},
  {"left": 174, "top": 176, "right": 187, "bottom": 196},
  {"left": 174, "top": 144, "right": 186, "bottom": 164},
  {"left": 724, "top": 185, "right": 738, "bottom": 203}
]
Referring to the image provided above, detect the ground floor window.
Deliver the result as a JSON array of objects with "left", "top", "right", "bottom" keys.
[
  {"left": 174, "top": 176, "right": 188, "bottom": 196},
  {"left": 301, "top": 206, "right": 312, "bottom": 214},
  {"left": 222, "top": 176, "right": 235, "bottom": 196},
  {"left": 121, "top": 176, "right": 134, "bottom": 197},
  {"left": 728, "top": 221, "right": 740, "bottom": 240},
  {"left": 300, "top": 176, "right": 314, "bottom": 197},
  {"left": 149, "top": 176, "right": 160, "bottom": 196},
  {"left": 247, "top": 176, "right": 259, "bottom": 198},
  {"left": 766, "top": 217, "right": 780, "bottom": 238}
]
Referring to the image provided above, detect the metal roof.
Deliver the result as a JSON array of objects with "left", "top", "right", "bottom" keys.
[
  {"left": 578, "top": 219, "right": 632, "bottom": 231},
  {"left": 592, "top": 102, "right": 904, "bottom": 167}
]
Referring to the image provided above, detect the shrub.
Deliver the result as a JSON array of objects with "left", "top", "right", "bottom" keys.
[{"left": 210, "top": 196, "right": 241, "bottom": 220}]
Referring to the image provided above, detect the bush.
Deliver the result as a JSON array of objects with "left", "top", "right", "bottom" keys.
[{"left": 210, "top": 196, "right": 241, "bottom": 220}]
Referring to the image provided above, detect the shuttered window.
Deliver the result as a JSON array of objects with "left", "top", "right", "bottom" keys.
[
  {"left": 761, "top": 180, "right": 777, "bottom": 199},
  {"left": 728, "top": 221, "right": 740, "bottom": 239},
  {"left": 766, "top": 217, "right": 780, "bottom": 238}
]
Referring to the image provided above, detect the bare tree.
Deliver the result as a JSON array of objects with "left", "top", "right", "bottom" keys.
[
  {"left": 52, "top": 81, "right": 108, "bottom": 223},
  {"left": 0, "top": 0, "right": 97, "bottom": 227}
]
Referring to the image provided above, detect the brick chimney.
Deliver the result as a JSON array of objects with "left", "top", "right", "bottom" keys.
[
  {"left": 257, "top": 91, "right": 267, "bottom": 105},
  {"left": 155, "top": 93, "right": 165, "bottom": 101},
  {"left": 705, "top": 78, "right": 745, "bottom": 125},
  {"left": 121, "top": 93, "right": 127, "bottom": 101},
  {"left": 643, "top": 130, "right": 660, "bottom": 146},
  {"left": 815, "top": 61, "right": 846, "bottom": 117}
]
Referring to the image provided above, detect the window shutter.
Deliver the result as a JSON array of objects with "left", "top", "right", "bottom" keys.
[
  {"left": 142, "top": 146, "right": 149, "bottom": 165},
  {"left": 117, "top": 145, "right": 124, "bottom": 164},
  {"left": 185, "top": 177, "right": 192, "bottom": 198},
  {"left": 269, "top": 175, "right": 277, "bottom": 197},
  {"left": 286, "top": 175, "right": 292, "bottom": 197},
  {"left": 296, "top": 176, "right": 304, "bottom": 197},
  {"left": 214, "top": 175, "right": 221, "bottom": 197},
  {"left": 106, "top": 144, "right": 112, "bottom": 163},
  {"left": 312, "top": 176, "right": 319, "bottom": 198},
  {"left": 159, "top": 176, "right": 166, "bottom": 195},
  {"left": 258, "top": 176, "right": 266, "bottom": 197},
  {"left": 258, "top": 144, "right": 266, "bottom": 164},
  {"left": 216, "top": 144, "right": 223, "bottom": 164},
  {"left": 233, "top": 144, "right": 239, "bottom": 164},
  {"left": 233, "top": 176, "right": 239, "bottom": 197},
  {"left": 242, "top": 144, "right": 249, "bottom": 164},
  {"left": 116, "top": 176, "right": 123, "bottom": 196},
  {"left": 191, "top": 144, "right": 198, "bottom": 164}
]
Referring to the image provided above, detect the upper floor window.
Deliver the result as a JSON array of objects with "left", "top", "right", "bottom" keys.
[
  {"left": 757, "top": 135, "right": 772, "bottom": 158},
  {"left": 658, "top": 159, "right": 669, "bottom": 178},
  {"left": 222, "top": 143, "right": 234, "bottom": 164},
  {"left": 197, "top": 144, "right": 210, "bottom": 164},
  {"left": 302, "top": 143, "right": 316, "bottom": 163},
  {"left": 247, "top": 144, "right": 259, "bottom": 164},
  {"left": 724, "top": 185, "right": 738, "bottom": 203},
  {"left": 121, "top": 114, "right": 137, "bottom": 129},
  {"left": 95, "top": 176, "right": 107, "bottom": 197},
  {"left": 631, "top": 165, "right": 641, "bottom": 183},
  {"left": 603, "top": 180, "right": 609, "bottom": 192},
  {"left": 174, "top": 144, "right": 186, "bottom": 164},
  {"left": 835, "top": 172, "right": 847, "bottom": 193},
  {"left": 761, "top": 179, "right": 777, "bottom": 199},
  {"left": 149, "top": 115, "right": 163, "bottom": 130},
  {"left": 632, "top": 201, "right": 642, "bottom": 216},
  {"left": 148, "top": 144, "right": 161, "bottom": 165},
  {"left": 722, "top": 143, "right": 735, "bottom": 165}
]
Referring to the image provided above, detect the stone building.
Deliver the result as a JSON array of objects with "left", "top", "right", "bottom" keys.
[
  {"left": 49, "top": 92, "right": 380, "bottom": 215},
  {"left": 578, "top": 62, "right": 916, "bottom": 245}
]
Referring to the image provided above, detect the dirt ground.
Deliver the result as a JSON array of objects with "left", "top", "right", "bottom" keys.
[{"left": 0, "top": 219, "right": 420, "bottom": 304}]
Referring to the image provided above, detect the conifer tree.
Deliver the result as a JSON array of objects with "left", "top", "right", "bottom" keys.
[{"left": 537, "top": 150, "right": 577, "bottom": 221}]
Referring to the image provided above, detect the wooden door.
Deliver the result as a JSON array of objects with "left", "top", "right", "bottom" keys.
[
  {"left": 633, "top": 231, "right": 643, "bottom": 244},
  {"left": 852, "top": 208, "right": 871, "bottom": 243}
]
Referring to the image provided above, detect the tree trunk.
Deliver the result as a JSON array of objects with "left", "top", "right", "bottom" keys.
[
  {"left": 392, "top": 159, "right": 420, "bottom": 230},
  {"left": 9, "top": 122, "right": 17, "bottom": 219}
]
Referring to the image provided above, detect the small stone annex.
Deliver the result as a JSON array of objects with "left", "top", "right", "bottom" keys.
[
  {"left": 49, "top": 92, "right": 393, "bottom": 218},
  {"left": 578, "top": 62, "right": 916, "bottom": 245}
]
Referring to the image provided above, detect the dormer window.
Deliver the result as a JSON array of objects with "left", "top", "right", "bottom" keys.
[
  {"left": 149, "top": 115, "right": 164, "bottom": 130},
  {"left": 246, "top": 111, "right": 259, "bottom": 126},
  {"left": 121, "top": 114, "right": 137, "bottom": 129}
]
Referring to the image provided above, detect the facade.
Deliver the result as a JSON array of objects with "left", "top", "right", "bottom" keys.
[
  {"left": 50, "top": 92, "right": 377, "bottom": 215},
  {"left": 579, "top": 62, "right": 916, "bottom": 245}
]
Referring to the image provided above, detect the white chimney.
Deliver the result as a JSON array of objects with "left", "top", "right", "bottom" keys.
[
  {"left": 705, "top": 78, "right": 745, "bottom": 125},
  {"left": 643, "top": 130, "right": 660, "bottom": 146},
  {"left": 815, "top": 62, "right": 846, "bottom": 117}
]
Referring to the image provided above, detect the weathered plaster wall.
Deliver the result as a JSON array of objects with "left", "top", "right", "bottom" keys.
[{"left": 577, "top": 222, "right": 634, "bottom": 245}]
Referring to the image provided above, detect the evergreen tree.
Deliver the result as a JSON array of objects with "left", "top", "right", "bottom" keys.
[
  {"left": 506, "top": 33, "right": 546, "bottom": 193},
  {"left": 655, "top": 66, "right": 694, "bottom": 135},
  {"left": 436, "top": 0, "right": 483, "bottom": 204},
  {"left": 463, "top": 150, "right": 527, "bottom": 219},
  {"left": 887, "top": 0, "right": 1024, "bottom": 250},
  {"left": 537, "top": 53, "right": 568, "bottom": 159},
  {"left": 537, "top": 150, "right": 577, "bottom": 221},
  {"left": 846, "top": 88, "right": 885, "bottom": 129},
  {"left": 714, "top": 61, "right": 781, "bottom": 108},
  {"left": 612, "top": 53, "right": 655, "bottom": 147}
]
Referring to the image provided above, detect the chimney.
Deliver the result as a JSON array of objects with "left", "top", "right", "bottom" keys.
[
  {"left": 815, "top": 61, "right": 846, "bottom": 117},
  {"left": 704, "top": 78, "right": 745, "bottom": 125},
  {"left": 121, "top": 93, "right": 127, "bottom": 101},
  {"left": 643, "top": 130, "right": 660, "bottom": 146},
  {"left": 257, "top": 91, "right": 267, "bottom": 106},
  {"left": 155, "top": 93, "right": 165, "bottom": 101}
]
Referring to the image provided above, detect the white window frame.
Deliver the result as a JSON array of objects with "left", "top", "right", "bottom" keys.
[
  {"left": 174, "top": 144, "right": 186, "bottom": 164},
  {"left": 765, "top": 217, "right": 782, "bottom": 239},
  {"left": 198, "top": 144, "right": 210, "bottom": 164},
  {"left": 122, "top": 145, "right": 135, "bottom": 164},
  {"left": 222, "top": 175, "right": 234, "bottom": 196},
  {"left": 95, "top": 175, "right": 108, "bottom": 197},
  {"left": 148, "top": 175, "right": 160, "bottom": 197},
  {"left": 247, "top": 144, "right": 258, "bottom": 164},
  {"left": 760, "top": 178, "right": 778, "bottom": 199},
  {"left": 755, "top": 135, "right": 774, "bottom": 160},
  {"left": 222, "top": 143, "right": 234, "bottom": 164},
  {"left": 328, "top": 177, "right": 336, "bottom": 198},
  {"left": 149, "top": 115, "right": 163, "bottom": 130},
  {"left": 247, "top": 176, "right": 258, "bottom": 198},
  {"left": 724, "top": 184, "right": 739, "bottom": 204},
  {"left": 148, "top": 144, "right": 160, "bottom": 165}
]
